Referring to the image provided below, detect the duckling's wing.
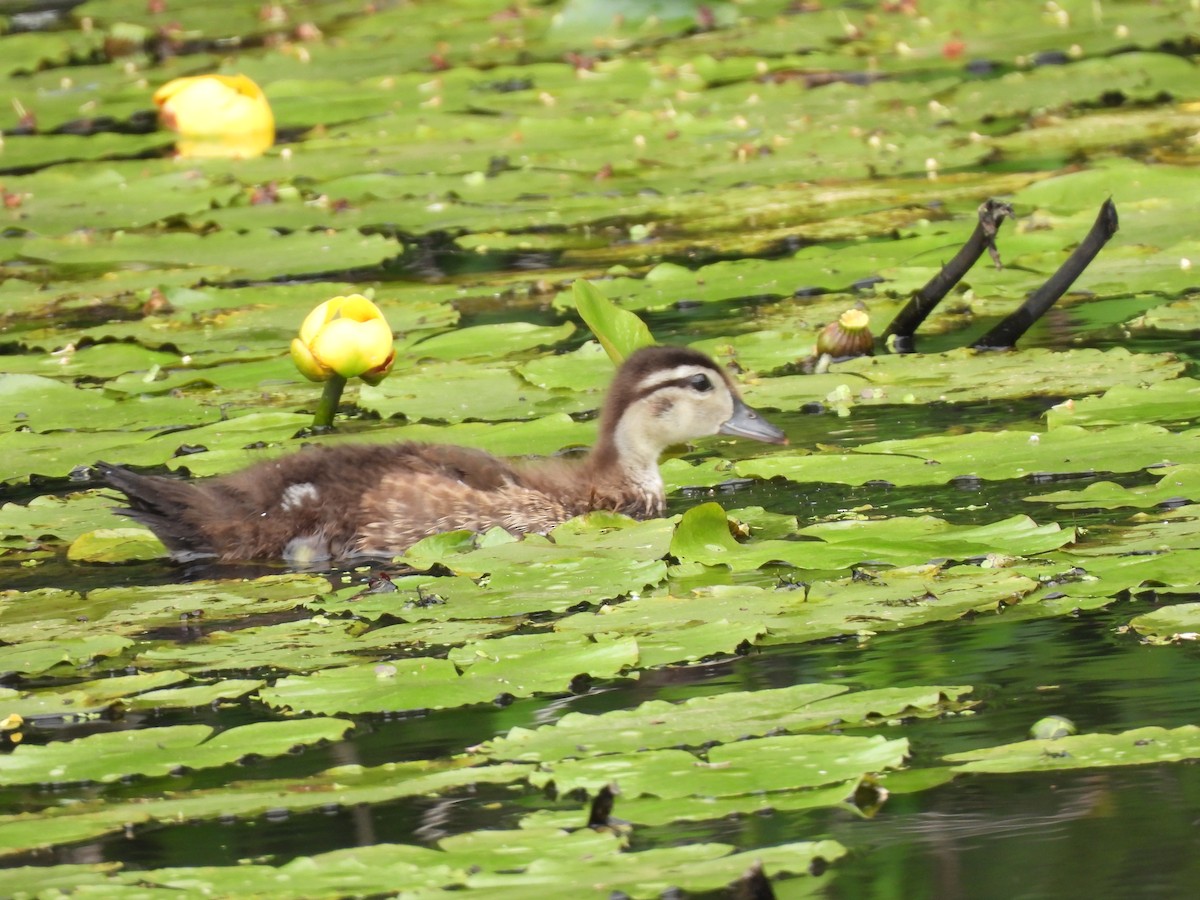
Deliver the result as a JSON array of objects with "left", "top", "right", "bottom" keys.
[{"left": 393, "top": 444, "right": 519, "bottom": 492}]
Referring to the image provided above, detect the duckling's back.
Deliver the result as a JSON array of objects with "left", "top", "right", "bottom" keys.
[{"left": 98, "top": 442, "right": 548, "bottom": 563}]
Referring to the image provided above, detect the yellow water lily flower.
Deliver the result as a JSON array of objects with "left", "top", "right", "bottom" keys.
[
  {"left": 291, "top": 294, "right": 395, "bottom": 385},
  {"left": 154, "top": 73, "right": 275, "bottom": 159}
]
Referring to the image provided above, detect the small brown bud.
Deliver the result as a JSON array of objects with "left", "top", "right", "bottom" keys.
[{"left": 816, "top": 308, "right": 874, "bottom": 359}]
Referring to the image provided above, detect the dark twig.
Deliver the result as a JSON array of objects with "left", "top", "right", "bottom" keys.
[
  {"left": 586, "top": 783, "right": 621, "bottom": 830},
  {"left": 972, "top": 198, "right": 1119, "bottom": 350},
  {"left": 730, "top": 861, "right": 776, "bottom": 899},
  {"left": 882, "top": 198, "right": 1015, "bottom": 351}
]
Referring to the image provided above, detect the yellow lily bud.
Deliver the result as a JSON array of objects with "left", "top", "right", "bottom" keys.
[
  {"left": 154, "top": 74, "right": 275, "bottom": 159},
  {"left": 291, "top": 294, "right": 395, "bottom": 384}
]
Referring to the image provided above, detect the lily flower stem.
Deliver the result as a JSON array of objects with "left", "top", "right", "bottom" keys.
[{"left": 313, "top": 374, "right": 347, "bottom": 429}]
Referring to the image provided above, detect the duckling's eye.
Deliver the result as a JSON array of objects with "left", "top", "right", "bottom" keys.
[{"left": 688, "top": 373, "right": 714, "bottom": 393}]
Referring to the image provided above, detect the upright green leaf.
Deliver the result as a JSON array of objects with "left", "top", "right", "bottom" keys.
[{"left": 572, "top": 280, "right": 656, "bottom": 364}]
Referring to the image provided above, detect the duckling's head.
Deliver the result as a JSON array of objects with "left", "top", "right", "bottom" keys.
[{"left": 594, "top": 346, "right": 787, "bottom": 474}]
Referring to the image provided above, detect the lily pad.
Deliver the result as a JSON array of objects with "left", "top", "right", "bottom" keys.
[
  {"left": 529, "top": 732, "right": 909, "bottom": 798},
  {"left": 1128, "top": 603, "right": 1200, "bottom": 644},
  {"left": 669, "top": 502, "right": 1073, "bottom": 572},
  {"left": 1027, "top": 464, "right": 1200, "bottom": 511},
  {"left": 1045, "top": 378, "right": 1200, "bottom": 429},
  {"left": 0, "top": 671, "right": 189, "bottom": 720},
  {"left": 739, "top": 424, "right": 1200, "bottom": 489},
  {"left": 946, "top": 725, "right": 1200, "bottom": 774},
  {"left": 0, "top": 758, "right": 532, "bottom": 858},
  {"left": 67, "top": 526, "right": 167, "bottom": 562},
  {"left": 260, "top": 634, "right": 639, "bottom": 715},
  {"left": 0, "top": 718, "right": 353, "bottom": 786},
  {"left": 481, "top": 683, "right": 972, "bottom": 762}
]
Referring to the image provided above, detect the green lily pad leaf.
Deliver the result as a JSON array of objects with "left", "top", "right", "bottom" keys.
[
  {"left": 530, "top": 732, "right": 908, "bottom": 798},
  {"left": 0, "top": 374, "right": 119, "bottom": 431},
  {"left": 481, "top": 683, "right": 971, "bottom": 762},
  {"left": 0, "top": 371, "right": 217, "bottom": 436},
  {"left": 1129, "top": 294, "right": 1200, "bottom": 334},
  {"left": 318, "top": 559, "right": 666, "bottom": 624},
  {"left": 0, "top": 865, "right": 121, "bottom": 898},
  {"left": 670, "top": 502, "right": 1072, "bottom": 572},
  {"left": 563, "top": 566, "right": 1040, "bottom": 653},
  {"left": 0, "top": 132, "right": 167, "bottom": 172},
  {"left": 526, "top": 778, "right": 862, "bottom": 829},
  {"left": 945, "top": 725, "right": 1200, "bottom": 774},
  {"left": 800, "top": 514, "right": 1074, "bottom": 560},
  {"left": 352, "top": 617, "right": 521, "bottom": 650},
  {"left": 0, "top": 342, "right": 182, "bottom": 380},
  {"left": 4, "top": 166, "right": 244, "bottom": 232},
  {"left": 0, "top": 30, "right": 102, "bottom": 77},
  {"left": 1128, "top": 603, "right": 1200, "bottom": 644},
  {"left": 1044, "top": 546, "right": 1200, "bottom": 600},
  {"left": 358, "top": 364, "right": 579, "bottom": 423},
  {"left": 572, "top": 279, "right": 655, "bottom": 364},
  {"left": 739, "top": 424, "right": 1200, "bottom": 489},
  {"left": 260, "top": 634, "right": 639, "bottom": 715},
  {"left": 552, "top": 0, "right": 738, "bottom": 35},
  {"left": 691, "top": 329, "right": 824, "bottom": 374},
  {"left": 66, "top": 527, "right": 167, "bottom": 563},
  {"left": 745, "top": 348, "right": 1185, "bottom": 411},
  {"left": 0, "top": 634, "right": 133, "bottom": 678},
  {"left": 0, "top": 574, "right": 330, "bottom": 644},
  {"left": 1045, "top": 378, "right": 1200, "bottom": 429},
  {"left": 0, "top": 492, "right": 126, "bottom": 546},
  {"left": 407, "top": 517, "right": 665, "bottom": 571},
  {"left": 1069, "top": 504, "right": 1200, "bottom": 557},
  {"left": 56, "top": 829, "right": 840, "bottom": 900},
  {"left": 0, "top": 411, "right": 316, "bottom": 484},
  {"left": 1027, "top": 464, "right": 1200, "bottom": 510},
  {"left": 10, "top": 231, "right": 399, "bottom": 281},
  {"left": 620, "top": 617, "right": 768, "bottom": 668},
  {"left": 550, "top": 513, "right": 676, "bottom": 555},
  {"left": 554, "top": 580, "right": 781, "bottom": 666},
  {"left": 464, "top": 838, "right": 844, "bottom": 898},
  {"left": 0, "top": 671, "right": 189, "bottom": 720},
  {"left": 0, "top": 717, "right": 352, "bottom": 786},
  {"left": 135, "top": 617, "right": 375, "bottom": 675},
  {"left": 396, "top": 529, "right": 670, "bottom": 612},
  {"left": 410, "top": 321, "right": 575, "bottom": 361},
  {"left": 0, "top": 758, "right": 531, "bottom": 859},
  {"left": 126, "top": 679, "right": 267, "bottom": 712},
  {"left": 102, "top": 847, "right": 462, "bottom": 896},
  {"left": 516, "top": 341, "right": 615, "bottom": 391}
]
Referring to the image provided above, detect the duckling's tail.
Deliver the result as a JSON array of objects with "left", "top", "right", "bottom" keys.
[{"left": 95, "top": 462, "right": 216, "bottom": 560}]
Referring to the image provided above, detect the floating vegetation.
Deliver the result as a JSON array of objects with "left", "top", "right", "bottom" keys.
[{"left": 2, "top": 0, "right": 1200, "bottom": 896}]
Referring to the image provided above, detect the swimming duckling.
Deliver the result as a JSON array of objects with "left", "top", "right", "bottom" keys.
[{"left": 98, "top": 345, "right": 786, "bottom": 562}]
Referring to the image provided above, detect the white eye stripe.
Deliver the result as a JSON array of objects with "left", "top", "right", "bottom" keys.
[{"left": 637, "top": 365, "right": 720, "bottom": 392}]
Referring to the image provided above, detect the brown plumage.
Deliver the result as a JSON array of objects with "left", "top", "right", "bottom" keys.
[{"left": 98, "top": 346, "right": 787, "bottom": 563}]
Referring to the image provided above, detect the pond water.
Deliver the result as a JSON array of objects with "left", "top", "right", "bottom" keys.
[{"left": 4, "top": 0, "right": 1200, "bottom": 897}]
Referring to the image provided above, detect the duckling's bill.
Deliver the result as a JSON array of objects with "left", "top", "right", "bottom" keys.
[{"left": 719, "top": 398, "right": 788, "bottom": 445}]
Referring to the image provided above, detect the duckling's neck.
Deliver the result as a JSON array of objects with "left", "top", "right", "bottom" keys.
[{"left": 585, "top": 417, "right": 666, "bottom": 515}]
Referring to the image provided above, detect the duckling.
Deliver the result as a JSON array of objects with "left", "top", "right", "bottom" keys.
[{"left": 97, "top": 345, "right": 786, "bottom": 563}]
